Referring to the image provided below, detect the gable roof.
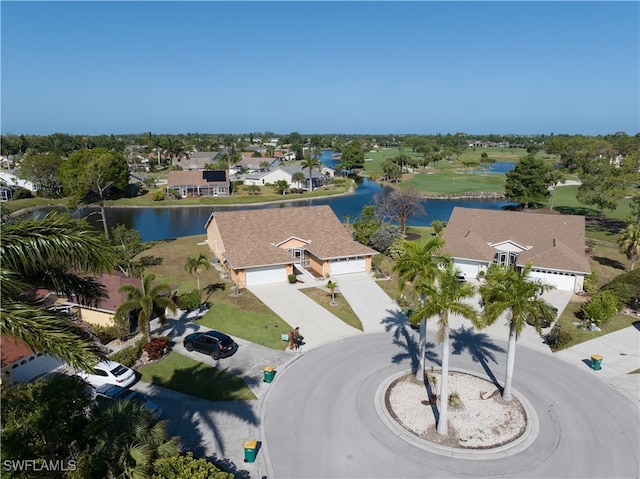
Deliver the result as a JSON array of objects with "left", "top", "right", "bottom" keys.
[
  {"left": 167, "top": 170, "right": 229, "bottom": 187},
  {"left": 206, "top": 205, "right": 376, "bottom": 269},
  {"left": 442, "top": 207, "right": 591, "bottom": 273}
]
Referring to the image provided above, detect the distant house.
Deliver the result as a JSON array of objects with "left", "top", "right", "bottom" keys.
[
  {"left": 167, "top": 170, "right": 230, "bottom": 197},
  {"left": 205, "top": 205, "right": 377, "bottom": 288},
  {"left": 231, "top": 154, "right": 280, "bottom": 175},
  {"left": 243, "top": 165, "right": 327, "bottom": 190},
  {"left": 183, "top": 151, "right": 221, "bottom": 170},
  {"left": 442, "top": 207, "right": 591, "bottom": 292}
]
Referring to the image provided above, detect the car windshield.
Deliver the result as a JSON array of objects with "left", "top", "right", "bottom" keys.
[{"left": 111, "top": 365, "right": 129, "bottom": 377}]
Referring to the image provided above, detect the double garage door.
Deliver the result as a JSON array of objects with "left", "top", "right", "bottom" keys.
[
  {"left": 330, "top": 258, "right": 366, "bottom": 276},
  {"left": 529, "top": 270, "right": 576, "bottom": 291}
]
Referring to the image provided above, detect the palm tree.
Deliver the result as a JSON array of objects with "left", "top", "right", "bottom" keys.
[
  {"left": 301, "top": 152, "right": 321, "bottom": 191},
  {"left": 1, "top": 211, "right": 116, "bottom": 371},
  {"left": 412, "top": 265, "right": 478, "bottom": 435},
  {"left": 618, "top": 223, "right": 640, "bottom": 270},
  {"left": 326, "top": 280, "right": 338, "bottom": 306},
  {"left": 393, "top": 237, "right": 451, "bottom": 380},
  {"left": 291, "top": 171, "right": 306, "bottom": 189},
  {"left": 82, "top": 400, "right": 179, "bottom": 478},
  {"left": 115, "top": 273, "right": 177, "bottom": 343},
  {"left": 479, "top": 263, "right": 556, "bottom": 401},
  {"left": 185, "top": 253, "right": 210, "bottom": 291}
]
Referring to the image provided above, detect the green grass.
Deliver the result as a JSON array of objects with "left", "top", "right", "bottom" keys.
[
  {"left": 138, "top": 352, "right": 257, "bottom": 401},
  {"left": 299, "top": 287, "right": 363, "bottom": 331},
  {"left": 549, "top": 185, "right": 634, "bottom": 223},
  {"left": 197, "top": 302, "right": 290, "bottom": 350},
  {"left": 401, "top": 169, "right": 506, "bottom": 194}
]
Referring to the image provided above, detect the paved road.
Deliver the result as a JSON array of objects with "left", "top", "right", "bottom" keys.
[{"left": 261, "top": 328, "right": 640, "bottom": 479}]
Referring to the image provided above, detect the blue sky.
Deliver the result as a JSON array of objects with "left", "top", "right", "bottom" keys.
[{"left": 1, "top": 1, "right": 638, "bottom": 136}]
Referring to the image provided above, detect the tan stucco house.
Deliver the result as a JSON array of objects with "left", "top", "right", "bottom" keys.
[
  {"left": 442, "top": 207, "right": 591, "bottom": 292},
  {"left": 205, "top": 205, "right": 377, "bottom": 288}
]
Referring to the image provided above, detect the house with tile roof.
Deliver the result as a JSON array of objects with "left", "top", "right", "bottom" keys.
[
  {"left": 1, "top": 336, "right": 65, "bottom": 385},
  {"left": 442, "top": 207, "right": 591, "bottom": 292},
  {"left": 167, "top": 170, "right": 230, "bottom": 197},
  {"left": 242, "top": 165, "right": 329, "bottom": 191},
  {"left": 205, "top": 205, "right": 377, "bottom": 287},
  {"left": 182, "top": 151, "right": 222, "bottom": 170}
]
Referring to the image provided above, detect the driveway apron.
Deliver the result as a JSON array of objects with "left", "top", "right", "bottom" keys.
[{"left": 248, "top": 283, "right": 361, "bottom": 349}]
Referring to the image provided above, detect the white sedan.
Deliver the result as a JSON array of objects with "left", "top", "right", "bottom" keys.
[{"left": 77, "top": 360, "right": 136, "bottom": 388}]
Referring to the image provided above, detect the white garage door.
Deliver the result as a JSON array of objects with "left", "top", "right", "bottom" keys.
[
  {"left": 246, "top": 266, "right": 286, "bottom": 286},
  {"left": 453, "top": 260, "right": 479, "bottom": 279},
  {"left": 330, "top": 258, "right": 366, "bottom": 275},
  {"left": 529, "top": 271, "right": 576, "bottom": 291}
]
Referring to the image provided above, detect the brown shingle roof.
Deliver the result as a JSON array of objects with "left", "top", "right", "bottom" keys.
[
  {"left": 442, "top": 208, "right": 591, "bottom": 273},
  {"left": 207, "top": 205, "right": 376, "bottom": 269},
  {"left": 167, "top": 170, "right": 228, "bottom": 187}
]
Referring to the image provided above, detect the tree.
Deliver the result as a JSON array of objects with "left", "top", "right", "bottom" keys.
[
  {"left": 291, "top": 171, "right": 306, "bottom": 189},
  {"left": 272, "top": 179, "right": 289, "bottom": 195},
  {"left": 373, "top": 187, "right": 425, "bottom": 237},
  {"left": 339, "top": 141, "right": 365, "bottom": 170},
  {"left": 301, "top": 153, "right": 321, "bottom": 191},
  {"left": 393, "top": 237, "right": 451, "bottom": 380},
  {"left": 479, "top": 152, "right": 496, "bottom": 175},
  {"left": 381, "top": 159, "right": 402, "bottom": 182},
  {"left": 351, "top": 205, "right": 383, "bottom": 245},
  {"left": 411, "top": 265, "right": 478, "bottom": 435},
  {"left": 504, "top": 155, "right": 552, "bottom": 208},
  {"left": 618, "top": 223, "right": 640, "bottom": 271},
  {"left": 580, "top": 290, "right": 619, "bottom": 326},
  {"left": 1, "top": 374, "right": 91, "bottom": 474},
  {"left": 114, "top": 273, "right": 177, "bottom": 342},
  {"left": 16, "top": 152, "right": 64, "bottom": 197},
  {"left": 185, "top": 253, "right": 210, "bottom": 291},
  {"left": 1, "top": 211, "right": 116, "bottom": 371},
  {"left": 369, "top": 224, "right": 402, "bottom": 254},
  {"left": 59, "top": 148, "right": 129, "bottom": 239},
  {"left": 547, "top": 168, "right": 567, "bottom": 211},
  {"left": 111, "top": 224, "right": 145, "bottom": 277},
  {"left": 326, "top": 280, "right": 338, "bottom": 306},
  {"left": 479, "top": 264, "right": 556, "bottom": 401},
  {"left": 80, "top": 400, "right": 179, "bottom": 479},
  {"left": 152, "top": 452, "right": 233, "bottom": 479}
]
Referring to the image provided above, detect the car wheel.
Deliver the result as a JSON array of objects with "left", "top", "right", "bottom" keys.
[
  {"left": 211, "top": 351, "right": 220, "bottom": 360},
  {"left": 185, "top": 343, "right": 194, "bottom": 352}
]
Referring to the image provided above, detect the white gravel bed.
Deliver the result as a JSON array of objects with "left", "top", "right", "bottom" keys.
[{"left": 385, "top": 371, "right": 527, "bottom": 449}]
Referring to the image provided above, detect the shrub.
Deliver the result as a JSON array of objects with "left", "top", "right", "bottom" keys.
[
  {"left": 178, "top": 289, "right": 201, "bottom": 311},
  {"left": 580, "top": 290, "right": 619, "bottom": 326},
  {"left": 369, "top": 224, "right": 402, "bottom": 254},
  {"left": 288, "top": 274, "right": 298, "bottom": 284},
  {"left": 546, "top": 325, "right": 572, "bottom": 351},
  {"left": 12, "top": 187, "right": 33, "bottom": 199},
  {"left": 583, "top": 271, "right": 599, "bottom": 295},
  {"left": 152, "top": 190, "right": 165, "bottom": 201},
  {"left": 602, "top": 269, "right": 640, "bottom": 307},
  {"left": 110, "top": 338, "right": 146, "bottom": 367},
  {"left": 152, "top": 452, "right": 233, "bottom": 479},
  {"left": 142, "top": 337, "right": 169, "bottom": 361},
  {"left": 92, "top": 324, "right": 118, "bottom": 344}
]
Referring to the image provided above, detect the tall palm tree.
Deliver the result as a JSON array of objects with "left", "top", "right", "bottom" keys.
[
  {"left": 82, "top": 400, "right": 179, "bottom": 478},
  {"left": 301, "top": 153, "right": 321, "bottom": 192},
  {"left": 618, "top": 223, "right": 640, "bottom": 270},
  {"left": 479, "top": 263, "right": 556, "bottom": 401},
  {"left": 185, "top": 253, "right": 210, "bottom": 291},
  {"left": 0, "top": 211, "right": 116, "bottom": 370},
  {"left": 412, "top": 265, "right": 478, "bottom": 435},
  {"left": 393, "top": 237, "right": 451, "bottom": 379},
  {"left": 115, "top": 273, "right": 177, "bottom": 343}
]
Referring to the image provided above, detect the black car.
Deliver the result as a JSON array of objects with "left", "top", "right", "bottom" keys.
[
  {"left": 183, "top": 330, "right": 238, "bottom": 360},
  {"left": 94, "top": 384, "right": 162, "bottom": 418}
]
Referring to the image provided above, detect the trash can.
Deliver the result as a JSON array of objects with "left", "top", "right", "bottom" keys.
[
  {"left": 263, "top": 366, "right": 275, "bottom": 383},
  {"left": 243, "top": 439, "right": 257, "bottom": 463},
  {"left": 407, "top": 309, "right": 414, "bottom": 318},
  {"left": 591, "top": 355, "right": 603, "bottom": 371}
]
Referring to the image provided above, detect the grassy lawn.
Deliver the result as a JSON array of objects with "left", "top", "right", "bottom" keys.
[
  {"left": 587, "top": 242, "right": 630, "bottom": 287},
  {"left": 401, "top": 169, "right": 506, "bottom": 194},
  {"left": 139, "top": 352, "right": 256, "bottom": 401},
  {"left": 299, "top": 287, "right": 363, "bottom": 331}
]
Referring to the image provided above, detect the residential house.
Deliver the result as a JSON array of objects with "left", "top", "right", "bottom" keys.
[
  {"left": 243, "top": 165, "right": 327, "bottom": 190},
  {"left": 230, "top": 153, "right": 280, "bottom": 175},
  {"left": 167, "top": 170, "right": 230, "bottom": 197},
  {"left": 182, "top": 151, "right": 221, "bottom": 170},
  {"left": 1, "top": 336, "right": 65, "bottom": 385},
  {"left": 442, "top": 207, "right": 591, "bottom": 292},
  {"left": 205, "top": 205, "right": 377, "bottom": 288}
]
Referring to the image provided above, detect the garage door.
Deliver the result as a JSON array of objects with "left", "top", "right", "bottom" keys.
[
  {"left": 529, "top": 270, "right": 576, "bottom": 291},
  {"left": 330, "top": 258, "right": 365, "bottom": 275},
  {"left": 453, "top": 260, "right": 479, "bottom": 279},
  {"left": 246, "top": 266, "right": 286, "bottom": 286}
]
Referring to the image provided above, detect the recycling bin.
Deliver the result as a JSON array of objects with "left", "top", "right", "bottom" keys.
[
  {"left": 590, "top": 355, "right": 603, "bottom": 371},
  {"left": 243, "top": 439, "right": 257, "bottom": 463},
  {"left": 263, "top": 366, "right": 275, "bottom": 383}
]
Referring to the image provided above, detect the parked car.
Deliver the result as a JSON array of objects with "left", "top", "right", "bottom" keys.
[
  {"left": 183, "top": 330, "right": 238, "bottom": 360},
  {"left": 94, "top": 383, "right": 162, "bottom": 417},
  {"left": 77, "top": 360, "right": 136, "bottom": 388}
]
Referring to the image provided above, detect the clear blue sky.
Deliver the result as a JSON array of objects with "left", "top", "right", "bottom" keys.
[{"left": 2, "top": 1, "right": 638, "bottom": 136}]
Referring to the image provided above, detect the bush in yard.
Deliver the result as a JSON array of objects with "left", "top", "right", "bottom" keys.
[
  {"left": 152, "top": 452, "right": 233, "bottom": 479},
  {"left": 580, "top": 290, "right": 620, "bottom": 326},
  {"left": 288, "top": 273, "right": 298, "bottom": 284},
  {"left": 152, "top": 189, "right": 165, "bottom": 201},
  {"left": 601, "top": 269, "right": 640, "bottom": 307},
  {"left": 369, "top": 224, "right": 402, "bottom": 254},
  {"left": 143, "top": 337, "right": 170, "bottom": 361},
  {"left": 582, "top": 271, "right": 599, "bottom": 295},
  {"left": 92, "top": 324, "right": 118, "bottom": 344},
  {"left": 110, "top": 338, "right": 146, "bottom": 367},
  {"left": 178, "top": 289, "right": 202, "bottom": 311}
]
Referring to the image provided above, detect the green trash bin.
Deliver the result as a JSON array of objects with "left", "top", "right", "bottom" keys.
[
  {"left": 243, "top": 439, "right": 257, "bottom": 463},
  {"left": 591, "top": 355, "right": 603, "bottom": 371},
  {"left": 263, "top": 366, "right": 275, "bottom": 383}
]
